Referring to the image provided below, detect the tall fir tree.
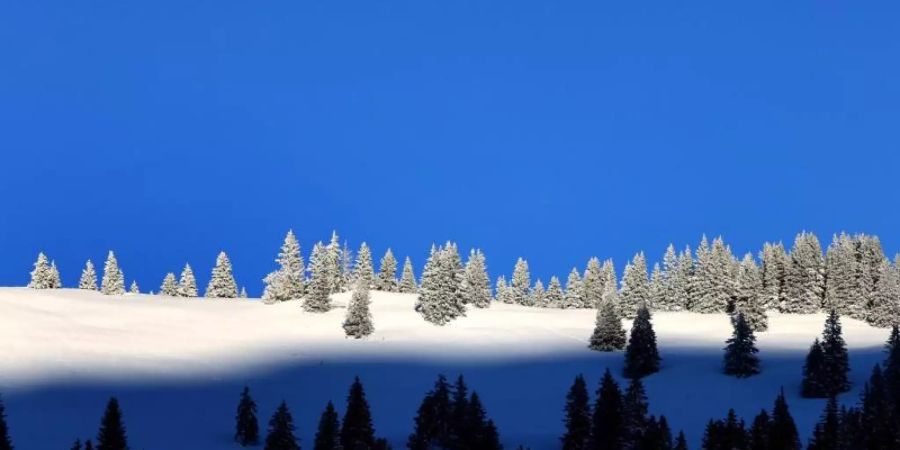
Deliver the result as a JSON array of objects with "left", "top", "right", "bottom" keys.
[
  {"left": 28, "top": 252, "right": 53, "bottom": 289},
  {"left": 759, "top": 242, "right": 789, "bottom": 311},
  {"left": 622, "top": 376, "right": 650, "bottom": 450},
  {"left": 723, "top": 313, "right": 761, "bottom": 377},
  {"left": 748, "top": 409, "right": 770, "bottom": 450},
  {"left": 510, "top": 258, "right": 532, "bottom": 305},
  {"left": 96, "top": 397, "right": 128, "bottom": 450},
  {"left": 377, "top": 248, "right": 398, "bottom": 292},
  {"left": 418, "top": 243, "right": 466, "bottom": 325},
  {"left": 408, "top": 375, "right": 452, "bottom": 450},
  {"left": 314, "top": 401, "right": 341, "bottom": 450},
  {"left": 649, "top": 263, "right": 665, "bottom": 312},
  {"left": 824, "top": 234, "right": 859, "bottom": 317},
  {"left": 344, "top": 278, "right": 375, "bottom": 339},
  {"left": 659, "top": 244, "right": 682, "bottom": 311},
  {"left": 341, "top": 377, "right": 376, "bottom": 450},
  {"left": 263, "top": 230, "right": 305, "bottom": 303},
  {"left": 545, "top": 276, "right": 565, "bottom": 308},
  {"left": 80, "top": 259, "right": 99, "bottom": 290},
  {"left": 561, "top": 375, "right": 591, "bottom": 450},
  {"left": 623, "top": 306, "right": 661, "bottom": 379},
  {"left": 674, "top": 431, "right": 688, "bottom": 450},
  {"left": 582, "top": 258, "right": 605, "bottom": 309},
  {"left": 600, "top": 259, "right": 618, "bottom": 308},
  {"left": 807, "top": 396, "right": 839, "bottom": 450},
  {"left": 160, "top": 273, "right": 179, "bottom": 296},
  {"left": 619, "top": 253, "right": 650, "bottom": 318},
  {"left": 399, "top": 257, "right": 418, "bottom": 294},
  {"left": 801, "top": 339, "right": 828, "bottom": 398},
  {"left": 591, "top": 369, "right": 624, "bottom": 450},
  {"left": 206, "top": 251, "right": 238, "bottom": 298},
  {"left": 463, "top": 392, "right": 501, "bottom": 450},
  {"left": 529, "top": 280, "right": 544, "bottom": 307},
  {"left": 264, "top": 401, "right": 299, "bottom": 450},
  {"left": 692, "top": 235, "right": 716, "bottom": 313},
  {"left": 178, "top": 263, "right": 198, "bottom": 298},
  {"left": 589, "top": 301, "right": 627, "bottom": 351},
  {"left": 767, "top": 390, "right": 800, "bottom": 450},
  {"left": 462, "top": 249, "right": 492, "bottom": 308},
  {"left": 867, "top": 259, "right": 900, "bottom": 327},
  {"left": 354, "top": 243, "right": 376, "bottom": 289},
  {"left": 0, "top": 395, "right": 12, "bottom": 450},
  {"left": 733, "top": 253, "right": 768, "bottom": 332},
  {"left": 101, "top": 251, "right": 125, "bottom": 296},
  {"left": 821, "top": 310, "right": 850, "bottom": 395},
  {"left": 854, "top": 234, "right": 888, "bottom": 321},
  {"left": 325, "top": 231, "right": 346, "bottom": 294},
  {"left": 305, "top": 243, "right": 333, "bottom": 312},
  {"left": 563, "top": 269, "right": 585, "bottom": 309},
  {"left": 235, "top": 386, "right": 259, "bottom": 446},
  {"left": 784, "top": 232, "right": 825, "bottom": 313}
]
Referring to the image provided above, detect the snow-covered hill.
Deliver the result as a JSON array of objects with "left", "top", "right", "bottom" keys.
[{"left": 0, "top": 288, "right": 891, "bottom": 449}]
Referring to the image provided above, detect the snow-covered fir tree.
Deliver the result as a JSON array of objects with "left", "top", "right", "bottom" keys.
[
  {"left": 675, "top": 246, "right": 695, "bottom": 311},
  {"left": 304, "top": 242, "right": 333, "bottom": 313},
  {"left": 657, "top": 244, "right": 681, "bottom": 311},
  {"left": 760, "top": 242, "right": 789, "bottom": 311},
  {"left": 461, "top": 249, "right": 491, "bottom": 308},
  {"left": 101, "top": 251, "right": 125, "bottom": 296},
  {"left": 160, "top": 273, "right": 179, "bottom": 296},
  {"left": 545, "top": 276, "right": 564, "bottom": 308},
  {"left": 417, "top": 243, "right": 466, "bottom": 325},
  {"left": 582, "top": 257, "right": 604, "bottom": 309},
  {"left": 48, "top": 261, "right": 62, "bottom": 288},
  {"left": 399, "top": 256, "right": 418, "bottom": 293},
  {"left": 824, "top": 233, "right": 858, "bottom": 316},
  {"left": 495, "top": 275, "right": 513, "bottom": 304},
  {"left": 648, "top": 263, "right": 665, "bottom": 311},
  {"left": 619, "top": 252, "right": 650, "bottom": 319},
  {"left": 733, "top": 253, "right": 767, "bottom": 332},
  {"left": 710, "top": 236, "right": 739, "bottom": 312},
  {"left": 262, "top": 230, "right": 305, "bottom": 303},
  {"left": 784, "top": 231, "right": 825, "bottom": 313},
  {"left": 28, "top": 252, "right": 54, "bottom": 289},
  {"left": 376, "top": 248, "right": 398, "bottom": 292},
  {"left": 179, "top": 263, "right": 198, "bottom": 298},
  {"left": 343, "top": 278, "right": 374, "bottom": 339},
  {"left": 340, "top": 240, "right": 354, "bottom": 291},
  {"left": 563, "top": 268, "right": 584, "bottom": 309},
  {"left": 206, "top": 251, "right": 238, "bottom": 298},
  {"left": 510, "top": 258, "right": 531, "bottom": 305},
  {"left": 589, "top": 300, "right": 627, "bottom": 351},
  {"left": 324, "top": 231, "right": 346, "bottom": 294},
  {"left": 530, "top": 279, "right": 545, "bottom": 307},
  {"left": 79, "top": 260, "right": 98, "bottom": 290},
  {"left": 353, "top": 242, "right": 375, "bottom": 289},
  {"left": 692, "top": 235, "right": 715, "bottom": 312},
  {"left": 855, "top": 234, "right": 887, "bottom": 318},
  {"left": 868, "top": 259, "right": 900, "bottom": 328},
  {"left": 240, "top": 287, "right": 248, "bottom": 298},
  {"left": 600, "top": 259, "right": 618, "bottom": 307},
  {"left": 129, "top": 280, "right": 139, "bottom": 294}
]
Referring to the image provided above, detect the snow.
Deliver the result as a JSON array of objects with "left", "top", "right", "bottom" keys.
[{"left": 0, "top": 287, "right": 891, "bottom": 449}]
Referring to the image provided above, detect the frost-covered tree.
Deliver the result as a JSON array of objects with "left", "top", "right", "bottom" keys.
[
  {"left": 824, "top": 233, "right": 859, "bottom": 317},
  {"left": 648, "top": 263, "right": 665, "bottom": 311},
  {"left": 734, "top": 253, "right": 768, "bottom": 332},
  {"left": 583, "top": 257, "right": 604, "bottom": 309},
  {"left": 658, "top": 244, "right": 681, "bottom": 311},
  {"left": 495, "top": 276, "right": 513, "bottom": 304},
  {"left": 545, "top": 276, "right": 565, "bottom": 308},
  {"left": 675, "top": 246, "right": 695, "bottom": 311},
  {"left": 399, "top": 256, "right": 418, "bottom": 294},
  {"left": 462, "top": 249, "right": 492, "bottom": 308},
  {"left": 417, "top": 243, "right": 466, "bottom": 325},
  {"left": 855, "top": 234, "right": 887, "bottom": 317},
  {"left": 868, "top": 259, "right": 900, "bottom": 327},
  {"left": 600, "top": 259, "right": 618, "bottom": 307},
  {"left": 510, "top": 258, "right": 531, "bottom": 305},
  {"left": 240, "top": 287, "right": 248, "bottom": 298},
  {"left": 128, "top": 280, "right": 139, "bottom": 294},
  {"left": 179, "top": 264, "right": 198, "bottom": 298},
  {"left": 376, "top": 248, "right": 398, "bottom": 292},
  {"left": 305, "top": 242, "right": 333, "bottom": 312},
  {"left": 344, "top": 278, "right": 374, "bottom": 339},
  {"left": 784, "top": 231, "right": 825, "bottom": 313},
  {"left": 692, "top": 236, "right": 715, "bottom": 312},
  {"left": 619, "top": 253, "right": 650, "bottom": 319},
  {"left": 694, "top": 236, "right": 735, "bottom": 313},
  {"left": 80, "top": 260, "right": 99, "bottom": 291},
  {"left": 723, "top": 313, "right": 760, "bottom": 377},
  {"left": 262, "top": 230, "right": 305, "bottom": 303},
  {"left": 325, "top": 231, "right": 346, "bottom": 294},
  {"left": 760, "top": 242, "right": 789, "bottom": 311},
  {"left": 563, "top": 268, "right": 584, "bottom": 309},
  {"left": 160, "top": 273, "right": 179, "bottom": 296},
  {"left": 711, "top": 237, "right": 739, "bottom": 312},
  {"left": 530, "top": 280, "right": 545, "bottom": 307},
  {"left": 623, "top": 306, "right": 661, "bottom": 378},
  {"left": 206, "top": 251, "right": 238, "bottom": 298},
  {"left": 589, "top": 300, "right": 627, "bottom": 351},
  {"left": 101, "top": 251, "right": 125, "bottom": 296},
  {"left": 28, "top": 252, "right": 54, "bottom": 289},
  {"left": 49, "top": 261, "right": 62, "bottom": 288},
  {"left": 354, "top": 242, "right": 375, "bottom": 289}
]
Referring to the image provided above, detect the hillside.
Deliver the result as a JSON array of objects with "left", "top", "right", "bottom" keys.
[{"left": 0, "top": 288, "right": 891, "bottom": 449}]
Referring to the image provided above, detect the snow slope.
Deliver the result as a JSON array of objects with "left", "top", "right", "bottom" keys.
[{"left": 0, "top": 288, "right": 891, "bottom": 449}]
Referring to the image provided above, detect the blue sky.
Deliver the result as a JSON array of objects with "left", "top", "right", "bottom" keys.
[{"left": 1, "top": 1, "right": 898, "bottom": 294}]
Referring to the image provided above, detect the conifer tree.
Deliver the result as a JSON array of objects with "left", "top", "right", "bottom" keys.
[
  {"left": 784, "top": 232, "right": 825, "bottom": 313},
  {"left": 723, "top": 313, "right": 760, "bottom": 377},
  {"left": 884, "top": 325, "right": 900, "bottom": 407},
  {"left": 408, "top": 375, "right": 452, "bottom": 450},
  {"left": 178, "top": 264, "right": 198, "bottom": 298},
  {"left": 530, "top": 280, "right": 545, "bottom": 307},
  {"left": 859, "top": 365, "right": 894, "bottom": 449},
  {"left": 733, "top": 254, "right": 768, "bottom": 332},
  {"left": 760, "top": 242, "right": 789, "bottom": 311},
  {"left": 510, "top": 258, "right": 531, "bottom": 305},
  {"left": 306, "top": 243, "right": 334, "bottom": 312},
  {"left": 582, "top": 258, "right": 604, "bottom": 309},
  {"left": 868, "top": 259, "right": 899, "bottom": 327},
  {"left": 591, "top": 369, "right": 624, "bottom": 450},
  {"left": 820, "top": 311, "right": 850, "bottom": 395},
  {"left": 160, "top": 273, "right": 178, "bottom": 296},
  {"left": 80, "top": 260, "right": 99, "bottom": 290},
  {"left": 264, "top": 401, "right": 299, "bottom": 450},
  {"left": 464, "top": 392, "right": 501, "bottom": 450},
  {"left": 235, "top": 386, "right": 259, "bottom": 446},
  {"left": 801, "top": 339, "right": 828, "bottom": 398},
  {"left": 649, "top": 263, "right": 665, "bottom": 312},
  {"left": 341, "top": 240, "right": 354, "bottom": 293},
  {"left": 128, "top": 281, "right": 139, "bottom": 294},
  {"left": 620, "top": 253, "right": 650, "bottom": 318},
  {"left": 462, "top": 249, "right": 492, "bottom": 308},
  {"left": 71, "top": 439, "right": 82, "bottom": 450},
  {"left": 767, "top": 390, "right": 800, "bottom": 450},
  {"left": 376, "top": 249, "right": 398, "bottom": 292},
  {"left": 341, "top": 377, "right": 376, "bottom": 450},
  {"left": 495, "top": 276, "right": 513, "bottom": 305},
  {"left": 589, "top": 301, "right": 627, "bottom": 352},
  {"left": 314, "top": 401, "right": 341, "bottom": 450},
  {"left": 0, "top": 395, "right": 12, "bottom": 450},
  {"left": 807, "top": 396, "right": 839, "bottom": 450},
  {"left": 418, "top": 244, "right": 465, "bottom": 325},
  {"left": 600, "top": 259, "right": 618, "bottom": 308},
  {"left": 206, "top": 251, "right": 238, "bottom": 298},
  {"left": 399, "top": 257, "right": 418, "bottom": 294},
  {"left": 563, "top": 269, "right": 584, "bottom": 309},
  {"left": 561, "top": 375, "right": 591, "bottom": 450},
  {"left": 710, "top": 237, "right": 739, "bottom": 313},
  {"left": 623, "top": 306, "right": 661, "bottom": 379},
  {"left": 676, "top": 247, "right": 696, "bottom": 311},
  {"left": 344, "top": 278, "right": 374, "bottom": 339},
  {"left": 824, "top": 234, "right": 859, "bottom": 317},
  {"left": 622, "top": 376, "right": 650, "bottom": 449},
  {"left": 96, "top": 397, "right": 128, "bottom": 450},
  {"left": 240, "top": 287, "right": 249, "bottom": 298},
  {"left": 263, "top": 230, "right": 305, "bottom": 303},
  {"left": 28, "top": 252, "right": 53, "bottom": 289},
  {"left": 49, "top": 261, "right": 62, "bottom": 288},
  {"left": 354, "top": 243, "right": 376, "bottom": 289},
  {"left": 692, "top": 235, "right": 716, "bottom": 313},
  {"left": 702, "top": 409, "right": 747, "bottom": 450},
  {"left": 659, "top": 244, "right": 682, "bottom": 311},
  {"left": 448, "top": 375, "right": 469, "bottom": 449},
  {"left": 101, "top": 251, "right": 125, "bottom": 296},
  {"left": 674, "top": 431, "right": 688, "bottom": 450},
  {"left": 545, "top": 276, "right": 565, "bottom": 308},
  {"left": 748, "top": 410, "right": 770, "bottom": 450},
  {"left": 855, "top": 234, "right": 888, "bottom": 320}
]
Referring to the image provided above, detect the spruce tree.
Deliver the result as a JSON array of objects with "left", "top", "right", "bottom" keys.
[
  {"left": 807, "top": 396, "right": 839, "bottom": 450},
  {"left": 462, "top": 249, "right": 492, "bottom": 308},
  {"left": 619, "top": 253, "right": 650, "bottom": 318},
  {"left": 28, "top": 252, "right": 53, "bottom": 289},
  {"left": 160, "top": 273, "right": 178, "bottom": 296},
  {"left": 649, "top": 263, "right": 665, "bottom": 312},
  {"left": 314, "top": 401, "right": 341, "bottom": 450},
  {"left": 448, "top": 375, "right": 469, "bottom": 449},
  {"left": 344, "top": 278, "right": 374, "bottom": 339},
  {"left": 677, "top": 247, "right": 696, "bottom": 311},
  {"left": 561, "top": 375, "right": 591, "bottom": 450},
  {"left": 80, "top": 260, "right": 99, "bottom": 290},
  {"left": 71, "top": 439, "right": 82, "bottom": 450},
  {"left": 768, "top": 390, "right": 800, "bottom": 450},
  {"left": 325, "top": 231, "right": 346, "bottom": 294},
  {"left": 820, "top": 310, "right": 850, "bottom": 395},
  {"left": 48, "top": 261, "right": 62, "bottom": 288},
  {"left": 622, "top": 377, "right": 650, "bottom": 449},
  {"left": 674, "top": 431, "right": 688, "bottom": 450},
  {"left": 563, "top": 268, "right": 584, "bottom": 309},
  {"left": 824, "top": 234, "right": 859, "bottom": 317},
  {"left": 0, "top": 395, "right": 12, "bottom": 450},
  {"left": 206, "top": 251, "right": 238, "bottom": 298},
  {"left": 591, "top": 369, "right": 624, "bottom": 450},
  {"left": 464, "top": 392, "right": 501, "bottom": 450},
  {"left": 96, "top": 397, "right": 128, "bottom": 450},
  {"left": 178, "top": 263, "right": 198, "bottom": 298},
  {"left": 589, "top": 301, "right": 627, "bottom": 351},
  {"left": 624, "top": 306, "right": 661, "bottom": 379},
  {"left": 760, "top": 242, "right": 789, "bottom": 311},
  {"left": 354, "top": 243, "right": 376, "bottom": 289},
  {"left": 600, "top": 260, "right": 618, "bottom": 308},
  {"left": 784, "top": 232, "right": 825, "bottom": 314},
  {"left": 399, "top": 257, "right": 418, "bottom": 294},
  {"left": 692, "top": 235, "right": 716, "bottom": 313},
  {"left": 418, "top": 243, "right": 465, "bottom": 325},
  {"left": 264, "top": 401, "right": 299, "bottom": 450},
  {"left": 660, "top": 244, "right": 682, "bottom": 311},
  {"left": 545, "top": 276, "right": 565, "bottom": 308},
  {"left": 240, "top": 287, "right": 249, "bottom": 299},
  {"left": 235, "top": 386, "right": 259, "bottom": 446},
  {"left": 530, "top": 280, "right": 545, "bottom": 307},
  {"left": 867, "top": 259, "right": 899, "bottom": 328},
  {"left": 510, "top": 258, "right": 531, "bottom": 305},
  {"left": 801, "top": 339, "right": 828, "bottom": 398},
  {"left": 495, "top": 276, "right": 514, "bottom": 305},
  {"left": 100, "top": 251, "right": 125, "bottom": 296},
  {"left": 128, "top": 280, "right": 139, "bottom": 294},
  {"left": 702, "top": 409, "right": 747, "bottom": 450},
  {"left": 408, "top": 375, "right": 452, "bottom": 450},
  {"left": 748, "top": 410, "right": 770, "bottom": 450},
  {"left": 734, "top": 253, "right": 767, "bottom": 332},
  {"left": 723, "top": 313, "right": 760, "bottom": 377},
  {"left": 855, "top": 234, "right": 887, "bottom": 321},
  {"left": 85, "top": 440, "right": 94, "bottom": 450},
  {"left": 263, "top": 230, "right": 305, "bottom": 303},
  {"left": 377, "top": 248, "right": 398, "bottom": 292},
  {"left": 582, "top": 257, "right": 604, "bottom": 309},
  {"left": 305, "top": 243, "right": 334, "bottom": 312},
  {"left": 341, "top": 377, "right": 376, "bottom": 450},
  {"left": 884, "top": 325, "right": 900, "bottom": 407}
]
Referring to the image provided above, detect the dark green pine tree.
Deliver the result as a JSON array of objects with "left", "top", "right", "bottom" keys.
[
  {"left": 561, "top": 375, "right": 591, "bottom": 450},
  {"left": 0, "top": 395, "right": 11, "bottom": 450},
  {"left": 767, "top": 390, "right": 800, "bottom": 450},
  {"left": 590, "top": 369, "right": 624, "bottom": 450},
  {"left": 314, "top": 401, "right": 341, "bottom": 450},
  {"left": 807, "top": 396, "right": 839, "bottom": 450},
  {"left": 622, "top": 376, "right": 650, "bottom": 449},
  {"left": 589, "top": 301, "right": 627, "bottom": 351},
  {"left": 447, "top": 376, "right": 469, "bottom": 449},
  {"left": 748, "top": 410, "right": 770, "bottom": 450},
  {"left": 859, "top": 365, "right": 894, "bottom": 449},
  {"left": 701, "top": 409, "right": 747, "bottom": 450},
  {"left": 820, "top": 310, "right": 850, "bottom": 395},
  {"left": 341, "top": 377, "right": 376, "bottom": 450},
  {"left": 463, "top": 392, "right": 501, "bottom": 450},
  {"left": 96, "top": 397, "right": 128, "bottom": 450},
  {"left": 723, "top": 313, "right": 760, "bottom": 377},
  {"left": 84, "top": 440, "right": 94, "bottom": 450},
  {"left": 637, "top": 415, "right": 672, "bottom": 450},
  {"left": 836, "top": 406, "right": 862, "bottom": 450},
  {"left": 71, "top": 439, "right": 82, "bottom": 450},
  {"left": 235, "top": 386, "right": 260, "bottom": 446},
  {"left": 408, "top": 375, "right": 452, "bottom": 450},
  {"left": 801, "top": 339, "right": 827, "bottom": 398},
  {"left": 623, "top": 306, "right": 661, "bottom": 379},
  {"left": 264, "top": 401, "right": 299, "bottom": 450},
  {"left": 673, "top": 431, "right": 688, "bottom": 450}
]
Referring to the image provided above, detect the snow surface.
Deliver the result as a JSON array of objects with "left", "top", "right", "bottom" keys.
[{"left": 0, "top": 288, "right": 892, "bottom": 449}]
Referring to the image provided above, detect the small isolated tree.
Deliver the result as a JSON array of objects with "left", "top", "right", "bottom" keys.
[
  {"left": 160, "top": 273, "right": 178, "bottom": 296},
  {"left": 341, "top": 377, "right": 376, "bottom": 450},
  {"left": 178, "top": 264, "right": 198, "bottom": 298},
  {"left": 240, "top": 287, "right": 249, "bottom": 299},
  {"left": 206, "top": 251, "right": 238, "bottom": 298},
  {"left": 128, "top": 281, "right": 139, "bottom": 294},
  {"left": 80, "top": 260, "right": 99, "bottom": 290},
  {"left": 0, "top": 395, "right": 12, "bottom": 450},
  {"left": 462, "top": 249, "right": 492, "bottom": 308},
  {"left": 399, "top": 257, "right": 418, "bottom": 294},
  {"left": 28, "top": 252, "right": 54, "bottom": 289},
  {"left": 96, "top": 397, "right": 128, "bottom": 450},
  {"left": 723, "top": 312, "right": 761, "bottom": 377},
  {"left": 344, "top": 278, "right": 374, "bottom": 339},
  {"left": 235, "top": 386, "right": 259, "bottom": 446},
  {"left": 314, "top": 401, "right": 341, "bottom": 450},
  {"left": 623, "top": 306, "right": 661, "bottom": 379},
  {"left": 354, "top": 243, "right": 375, "bottom": 289},
  {"left": 264, "top": 401, "right": 299, "bottom": 450},
  {"left": 589, "top": 301, "right": 627, "bottom": 352},
  {"left": 305, "top": 243, "right": 333, "bottom": 313},
  {"left": 377, "top": 248, "right": 398, "bottom": 292},
  {"left": 101, "top": 251, "right": 125, "bottom": 296},
  {"left": 510, "top": 258, "right": 531, "bottom": 305},
  {"left": 561, "top": 375, "right": 591, "bottom": 450}
]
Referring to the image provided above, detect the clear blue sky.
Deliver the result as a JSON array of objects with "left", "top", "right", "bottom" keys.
[{"left": 1, "top": 1, "right": 898, "bottom": 294}]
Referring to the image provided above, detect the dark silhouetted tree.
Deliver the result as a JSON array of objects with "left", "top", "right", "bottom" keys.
[
  {"left": 624, "top": 306, "right": 661, "bottom": 379},
  {"left": 96, "top": 397, "right": 128, "bottom": 450},
  {"left": 767, "top": 390, "right": 800, "bottom": 450},
  {"left": 591, "top": 369, "right": 624, "bottom": 450},
  {"left": 723, "top": 313, "right": 760, "bottom": 377},
  {"left": 314, "top": 401, "right": 341, "bottom": 450},
  {"left": 341, "top": 377, "right": 376, "bottom": 450},
  {"left": 561, "top": 375, "right": 591, "bottom": 450},
  {"left": 0, "top": 395, "right": 11, "bottom": 450},
  {"left": 264, "top": 401, "right": 299, "bottom": 450},
  {"left": 235, "top": 386, "right": 259, "bottom": 446}
]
